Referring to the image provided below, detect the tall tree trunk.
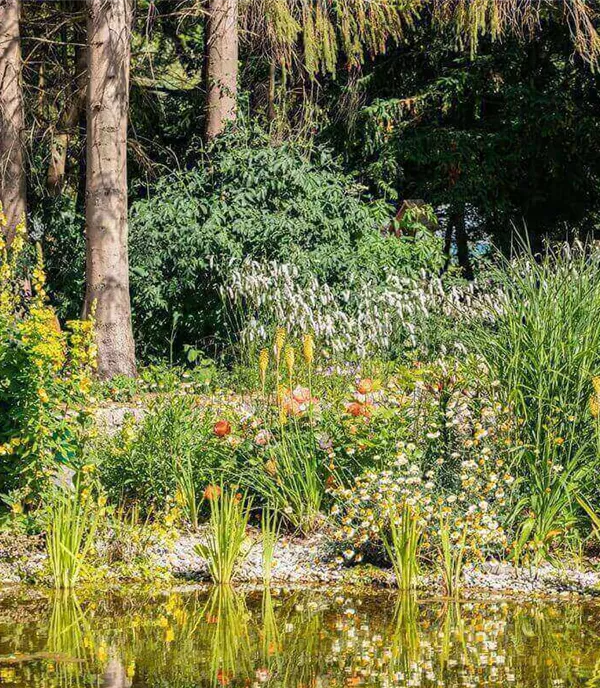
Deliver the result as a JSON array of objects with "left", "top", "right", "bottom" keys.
[
  {"left": 205, "top": 0, "right": 238, "bottom": 140},
  {"left": 0, "top": 0, "right": 26, "bottom": 238},
  {"left": 47, "top": 21, "right": 87, "bottom": 194},
  {"left": 84, "top": 0, "right": 136, "bottom": 379},
  {"left": 102, "top": 655, "right": 132, "bottom": 688}
]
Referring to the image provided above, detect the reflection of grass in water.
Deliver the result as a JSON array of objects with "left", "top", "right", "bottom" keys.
[
  {"left": 511, "top": 603, "right": 597, "bottom": 687},
  {"left": 201, "top": 586, "right": 252, "bottom": 687},
  {"left": 260, "top": 588, "right": 280, "bottom": 668},
  {"left": 274, "top": 592, "right": 327, "bottom": 687},
  {"left": 46, "top": 592, "right": 95, "bottom": 688},
  {"left": 5, "top": 590, "right": 600, "bottom": 688},
  {"left": 388, "top": 593, "right": 420, "bottom": 679}
]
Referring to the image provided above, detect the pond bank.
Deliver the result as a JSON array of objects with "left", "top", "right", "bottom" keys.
[{"left": 1, "top": 531, "right": 598, "bottom": 598}]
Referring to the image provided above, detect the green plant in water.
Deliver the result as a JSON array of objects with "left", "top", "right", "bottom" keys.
[
  {"left": 382, "top": 501, "right": 422, "bottom": 590},
  {"left": 46, "top": 479, "right": 103, "bottom": 588},
  {"left": 261, "top": 506, "right": 279, "bottom": 585},
  {"left": 438, "top": 514, "right": 468, "bottom": 597},
  {"left": 195, "top": 486, "right": 253, "bottom": 584}
]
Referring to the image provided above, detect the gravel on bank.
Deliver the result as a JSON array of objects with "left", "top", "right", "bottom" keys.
[{"left": 1, "top": 530, "right": 599, "bottom": 597}]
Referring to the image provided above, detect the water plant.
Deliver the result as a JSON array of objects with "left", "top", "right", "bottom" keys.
[
  {"left": 383, "top": 501, "right": 423, "bottom": 590},
  {"left": 195, "top": 485, "right": 252, "bottom": 584},
  {"left": 46, "top": 475, "right": 104, "bottom": 588},
  {"left": 438, "top": 513, "right": 468, "bottom": 597},
  {"left": 261, "top": 506, "right": 279, "bottom": 585}
]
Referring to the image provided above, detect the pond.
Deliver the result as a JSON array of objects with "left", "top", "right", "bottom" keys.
[{"left": 0, "top": 588, "right": 598, "bottom": 687}]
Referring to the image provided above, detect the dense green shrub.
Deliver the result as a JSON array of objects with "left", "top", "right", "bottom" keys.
[
  {"left": 37, "top": 127, "right": 443, "bottom": 362},
  {"left": 128, "top": 128, "right": 441, "bottom": 359}
]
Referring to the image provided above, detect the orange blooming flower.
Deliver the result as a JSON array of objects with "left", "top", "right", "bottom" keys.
[
  {"left": 282, "top": 386, "right": 319, "bottom": 416},
  {"left": 213, "top": 420, "right": 231, "bottom": 437},
  {"left": 345, "top": 401, "right": 371, "bottom": 418},
  {"left": 292, "top": 386, "right": 311, "bottom": 404},
  {"left": 203, "top": 484, "right": 222, "bottom": 501},
  {"left": 357, "top": 378, "right": 374, "bottom": 394}
]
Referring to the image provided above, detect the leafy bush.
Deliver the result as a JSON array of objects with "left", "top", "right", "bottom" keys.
[
  {"left": 127, "top": 127, "right": 442, "bottom": 359},
  {"left": 0, "top": 214, "right": 96, "bottom": 505}
]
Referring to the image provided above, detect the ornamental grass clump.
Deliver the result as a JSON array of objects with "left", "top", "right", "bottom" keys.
[
  {"left": 46, "top": 471, "right": 105, "bottom": 588},
  {"left": 261, "top": 506, "right": 279, "bottom": 585},
  {"left": 195, "top": 486, "right": 253, "bottom": 584},
  {"left": 465, "top": 242, "right": 600, "bottom": 556},
  {"left": 250, "top": 437, "right": 325, "bottom": 534},
  {"left": 383, "top": 501, "right": 423, "bottom": 590}
]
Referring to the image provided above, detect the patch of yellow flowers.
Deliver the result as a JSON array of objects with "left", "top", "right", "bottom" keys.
[{"left": 0, "top": 207, "right": 97, "bottom": 482}]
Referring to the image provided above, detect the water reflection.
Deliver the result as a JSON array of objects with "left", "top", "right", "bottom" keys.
[{"left": 0, "top": 587, "right": 598, "bottom": 687}]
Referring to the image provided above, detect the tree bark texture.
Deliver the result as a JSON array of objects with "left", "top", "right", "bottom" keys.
[
  {"left": 47, "top": 33, "right": 87, "bottom": 194},
  {"left": 0, "top": 0, "right": 26, "bottom": 237},
  {"left": 205, "top": 0, "right": 238, "bottom": 140},
  {"left": 84, "top": 0, "right": 136, "bottom": 378}
]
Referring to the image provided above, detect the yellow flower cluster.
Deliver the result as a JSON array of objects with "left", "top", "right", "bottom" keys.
[{"left": 0, "top": 223, "right": 98, "bottom": 496}]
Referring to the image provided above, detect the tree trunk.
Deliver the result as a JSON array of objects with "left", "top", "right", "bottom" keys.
[
  {"left": 267, "top": 60, "right": 276, "bottom": 122},
  {"left": 454, "top": 205, "right": 474, "bottom": 280},
  {"left": 205, "top": 0, "right": 238, "bottom": 140},
  {"left": 84, "top": 0, "right": 136, "bottom": 379},
  {"left": 0, "top": 0, "right": 26, "bottom": 238},
  {"left": 102, "top": 656, "right": 132, "bottom": 688},
  {"left": 47, "top": 27, "right": 87, "bottom": 194}
]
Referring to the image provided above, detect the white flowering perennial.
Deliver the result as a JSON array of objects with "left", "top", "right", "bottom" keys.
[{"left": 222, "top": 258, "right": 501, "bottom": 358}]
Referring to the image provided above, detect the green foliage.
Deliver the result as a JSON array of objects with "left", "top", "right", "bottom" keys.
[
  {"left": 195, "top": 486, "right": 253, "bottom": 584},
  {"left": 261, "top": 506, "right": 279, "bottom": 585},
  {"left": 94, "top": 398, "right": 228, "bottom": 514},
  {"left": 336, "top": 22, "right": 600, "bottom": 247},
  {"left": 243, "top": 434, "right": 325, "bottom": 534},
  {"left": 0, "top": 221, "right": 96, "bottom": 505},
  {"left": 466, "top": 243, "right": 600, "bottom": 557},
  {"left": 45, "top": 474, "right": 104, "bottom": 588},
  {"left": 382, "top": 502, "right": 423, "bottom": 591},
  {"left": 127, "top": 127, "right": 410, "bottom": 359}
]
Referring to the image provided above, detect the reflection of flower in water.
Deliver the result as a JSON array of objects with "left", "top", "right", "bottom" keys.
[{"left": 6, "top": 588, "right": 597, "bottom": 688}]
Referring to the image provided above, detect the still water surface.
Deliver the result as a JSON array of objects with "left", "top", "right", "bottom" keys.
[{"left": 0, "top": 587, "right": 599, "bottom": 687}]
